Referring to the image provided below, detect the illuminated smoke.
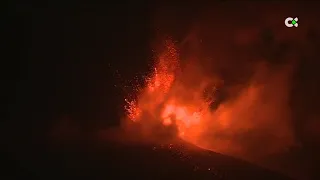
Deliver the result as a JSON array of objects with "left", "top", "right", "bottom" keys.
[{"left": 123, "top": 38, "right": 296, "bottom": 162}]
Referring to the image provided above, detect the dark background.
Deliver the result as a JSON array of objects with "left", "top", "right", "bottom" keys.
[
  {"left": 5, "top": 2, "right": 152, "bottom": 178},
  {"left": 4, "top": 1, "right": 320, "bottom": 179},
  {"left": 5, "top": 2, "right": 149, "bottom": 142}
]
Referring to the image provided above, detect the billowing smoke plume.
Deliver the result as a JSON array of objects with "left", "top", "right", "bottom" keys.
[{"left": 119, "top": 2, "right": 320, "bottom": 179}]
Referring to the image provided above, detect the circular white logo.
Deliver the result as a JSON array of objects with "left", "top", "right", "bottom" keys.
[{"left": 285, "top": 17, "right": 298, "bottom": 27}]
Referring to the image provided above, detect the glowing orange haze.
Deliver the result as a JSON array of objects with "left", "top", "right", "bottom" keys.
[{"left": 124, "top": 39, "right": 296, "bottom": 162}]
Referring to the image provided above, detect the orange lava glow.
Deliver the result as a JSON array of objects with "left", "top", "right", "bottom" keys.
[
  {"left": 124, "top": 40, "right": 213, "bottom": 143},
  {"left": 123, "top": 38, "right": 296, "bottom": 161}
]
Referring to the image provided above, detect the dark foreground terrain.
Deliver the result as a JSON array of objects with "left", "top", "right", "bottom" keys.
[{"left": 4, "top": 132, "right": 293, "bottom": 180}]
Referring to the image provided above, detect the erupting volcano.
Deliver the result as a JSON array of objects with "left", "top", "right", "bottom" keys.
[
  {"left": 123, "top": 37, "right": 295, "bottom": 164},
  {"left": 126, "top": 40, "right": 204, "bottom": 137},
  {"left": 124, "top": 39, "right": 215, "bottom": 143},
  {"left": 109, "top": 31, "right": 301, "bottom": 179}
]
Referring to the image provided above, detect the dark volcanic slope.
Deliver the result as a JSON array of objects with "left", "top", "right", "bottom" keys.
[
  {"left": 100, "top": 138, "right": 292, "bottom": 180},
  {"left": 7, "top": 134, "right": 293, "bottom": 180}
]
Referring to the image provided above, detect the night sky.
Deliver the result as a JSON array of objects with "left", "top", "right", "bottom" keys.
[
  {"left": 5, "top": 2, "right": 152, "bottom": 178},
  {"left": 6, "top": 2, "right": 148, "bottom": 140}
]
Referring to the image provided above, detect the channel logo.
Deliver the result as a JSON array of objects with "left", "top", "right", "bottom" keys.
[{"left": 285, "top": 17, "right": 298, "bottom": 27}]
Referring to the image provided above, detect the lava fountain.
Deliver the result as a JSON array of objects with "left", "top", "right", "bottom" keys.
[
  {"left": 123, "top": 38, "right": 296, "bottom": 163},
  {"left": 124, "top": 39, "right": 215, "bottom": 143}
]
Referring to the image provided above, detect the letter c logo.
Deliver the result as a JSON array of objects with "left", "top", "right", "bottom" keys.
[{"left": 285, "top": 17, "right": 298, "bottom": 28}]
